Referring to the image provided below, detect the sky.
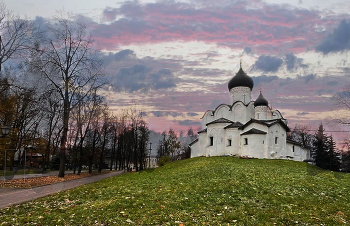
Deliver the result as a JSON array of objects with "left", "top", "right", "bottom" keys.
[{"left": 2, "top": 0, "right": 350, "bottom": 146}]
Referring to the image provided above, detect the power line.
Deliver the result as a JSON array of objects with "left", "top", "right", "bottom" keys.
[{"left": 293, "top": 129, "right": 349, "bottom": 133}]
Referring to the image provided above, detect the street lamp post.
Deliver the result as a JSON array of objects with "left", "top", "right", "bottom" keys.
[
  {"left": 1, "top": 126, "right": 10, "bottom": 182},
  {"left": 1, "top": 126, "right": 10, "bottom": 137},
  {"left": 148, "top": 143, "right": 152, "bottom": 169}
]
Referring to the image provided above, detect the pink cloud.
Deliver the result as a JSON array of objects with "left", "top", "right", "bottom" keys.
[{"left": 91, "top": 0, "right": 346, "bottom": 54}]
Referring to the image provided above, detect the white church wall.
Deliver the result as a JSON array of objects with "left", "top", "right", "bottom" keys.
[
  {"left": 268, "top": 124, "right": 287, "bottom": 159},
  {"left": 206, "top": 127, "right": 217, "bottom": 156},
  {"left": 286, "top": 142, "right": 309, "bottom": 161},
  {"left": 207, "top": 124, "right": 231, "bottom": 156},
  {"left": 190, "top": 140, "right": 202, "bottom": 158},
  {"left": 240, "top": 134, "right": 267, "bottom": 158},
  {"left": 255, "top": 106, "right": 270, "bottom": 120},
  {"left": 242, "top": 122, "right": 268, "bottom": 133},
  {"left": 216, "top": 128, "right": 227, "bottom": 156},
  {"left": 201, "top": 111, "right": 213, "bottom": 128},
  {"left": 233, "top": 103, "right": 245, "bottom": 123},
  {"left": 230, "top": 87, "right": 251, "bottom": 104},
  {"left": 246, "top": 103, "right": 255, "bottom": 121},
  {"left": 214, "top": 105, "right": 231, "bottom": 121},
  {"left": 225, "top": 128, "right": 240, "bottom": 156}
]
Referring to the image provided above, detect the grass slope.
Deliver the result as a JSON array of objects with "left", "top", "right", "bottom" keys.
[{"left": 1, "top": 157, "right": 350, "bottom": 225}]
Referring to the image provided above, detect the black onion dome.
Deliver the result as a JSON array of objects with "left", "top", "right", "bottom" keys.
[
  {"left": 254, "top": 91, "right": 269, "bottom": 107},
  {"left": 228, "top": 67, "right": 254, "bottom": 90}
]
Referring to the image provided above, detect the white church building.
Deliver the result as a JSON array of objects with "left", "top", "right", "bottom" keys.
[{"left": 190, "top": 65, "right": 310, "bottom": 161}]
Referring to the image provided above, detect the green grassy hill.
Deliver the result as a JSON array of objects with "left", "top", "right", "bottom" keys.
[{"left": 1, "top": 157, "right": 350, "bottom": 225}]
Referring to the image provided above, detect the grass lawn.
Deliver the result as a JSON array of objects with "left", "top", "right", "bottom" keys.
[{"left": 0, "top": 157, "right": 349, "bottom": 225}]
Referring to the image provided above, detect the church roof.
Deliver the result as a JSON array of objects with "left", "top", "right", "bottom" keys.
[
  {"left": 240, "top": 119, "right": 290, "bottom": 132},
  {"left": 286, "top": 138, "right": 302, "bottom": 146},
  {"left": 254, "top": 91, "right": 269, "bottom": 107},
  {"left": 189, "top": 138, "right": 198, "bottom": 146},
  {"left": 206, "top": 118, "right": 233, "bottom": 126},
  {"left": 224, "top": 121, "right": 244, "bottom": 129},
  {"left": 228, "top": 66, "right": 254, "bottom": 91},
  {"left": 241, "top": 128, "right": 267, "bottom": 135},
  {"left": 198, "top": 128, "right": 207, "bottom": 134}
]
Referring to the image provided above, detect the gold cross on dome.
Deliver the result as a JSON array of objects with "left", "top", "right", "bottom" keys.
[{"left": 240, "top": 53, "right": 243, "bottom": 68}]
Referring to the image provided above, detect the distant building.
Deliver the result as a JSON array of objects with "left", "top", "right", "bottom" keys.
[
  {"left": 190, "top": 65, "right": 310, "bottom": 161},
  {"left": 145, "top": 156, "right": 158, "bottom": 168}
]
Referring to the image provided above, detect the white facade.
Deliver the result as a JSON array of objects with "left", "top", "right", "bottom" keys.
[{"left": 190, "top": 66, "right": 310, "bottom": 161}]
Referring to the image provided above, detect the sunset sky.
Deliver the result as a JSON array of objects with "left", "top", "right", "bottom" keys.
[{"left": 3, "top": 0, "right": 350, "bottom": 145}]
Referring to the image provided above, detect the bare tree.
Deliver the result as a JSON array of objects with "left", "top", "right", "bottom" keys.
[
  {"left": 288, "top": 124, "right": 315, "bottom": 148},
  {"left": 29, "top": 15, "right": 103, "bottom": 177},
  {"left": 0, "top": 2, "right": 35, "bottom": 71},
  {"left": 41, "top": 88, "right": 62, "bottom": 172},
  {"left": 332, "top": 86, "right": 350, "bottom": 125}
]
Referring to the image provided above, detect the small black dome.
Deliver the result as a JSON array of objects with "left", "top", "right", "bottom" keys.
[
  {"left": 228, "top": 67, "right": 254, "bottom": 90},
  {"left": 254, "top": 91, "right": 269, "bottom": 107}
]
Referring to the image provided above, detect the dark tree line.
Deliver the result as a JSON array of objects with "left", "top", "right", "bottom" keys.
[
  {"left": 157, "top": 127, "right": 197, "bottom": 165},
  {"left": 0, "top": 4, "right": 152, "bottom": 176},
  {"left": 289, "top": 124, "right": 346, "bottom": 172},
  {"left": 312, "top": 124, "right": 341, "bottom": 171}
]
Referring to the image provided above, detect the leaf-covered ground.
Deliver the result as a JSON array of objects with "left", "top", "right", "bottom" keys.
[
  {"left": 0, "top": 172, "right": 108, "bottom": 188},
  {"left": 1, "top": 157, "right": 349, "bottom": 225}
]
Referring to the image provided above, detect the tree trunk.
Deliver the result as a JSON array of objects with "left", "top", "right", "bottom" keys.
[
  {"left": 88, "top": 129, "right": 98, "bottom": 174},
  {"left": 58, "top": 84, "right": 70, "bottom": 178}
]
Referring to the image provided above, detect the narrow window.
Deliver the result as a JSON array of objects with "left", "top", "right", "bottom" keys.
[
  {"left": 275, "top": 137, "right": 278, "bottom": 144},
  {"left": 228, "top": 139, "right": 232, "bottom": 146},
  {"left": 210, "top": 137, "right": 213, "bottom": 146},
  {"left": 244, "top": 138, "right": 248, "bottom": 145},
  {"left": 257, "top": 113, "right": 259, "bottom": 119},
  {"left": 292, "top": 146, "right": 295, "bottom": 152},
  {"left": 263, "top": 140, "right": 264, "bottom": 144}
]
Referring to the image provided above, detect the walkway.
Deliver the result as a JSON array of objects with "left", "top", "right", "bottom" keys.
[{"left": 0, "top": 170, "right": 123, "bottom": 209}]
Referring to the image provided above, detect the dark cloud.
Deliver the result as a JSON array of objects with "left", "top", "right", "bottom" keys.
[
  {"left": 150, "top": 111, "right": 184, "bottom": 118},
  {"left": 186, "top": 112, "right": 199, "bottom": 117},
  {"left": 102, "top": 7, "right": 118, "bottom": 22},
  {"left": 253, "top": 55, "right": 283, "bottom": 72},
  {"left": 177, "top": 120, "right": 201, "bottom": 126},
  {"left": 112, "top": 65, "right": 177, "bottom": 92},
  {"left": 297, "top": 112, "right": 309, "bottom": 116},
  {"left": 316, "top": 19, "right": 350, "bottom": 54},
  {"left": 278, "top": 77, "right": 292, "bottom": 86},
  {"left": 285, "top": 53, "right": 308, "bottom": 71},
  {"left": 243, "top": 47, "right": 252, "bottom": 54},
  {"left": 298, "top": 74, "right": 316, "bottom": 84},
  {"left": 104, "top": 49, "right": 136, "bottom": 64},
  {"left": 252, "top": 75, "right": 279, "bottom": 86},
  {"left": 327, "top": 81, "right": 338, "bottom": 86},
  {"left": 150, "top": 69, "right": 177, "bottom": 89},
  {"left": 285, "top": 53, "right": 297, "bottom": 71},
  {"left": 343, "top": 67, "right": 350, "bottom": 73}
]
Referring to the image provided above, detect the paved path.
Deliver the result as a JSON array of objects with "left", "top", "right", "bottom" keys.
[{"left": 0, "top": 170, "right": 123, "bottom": 209}]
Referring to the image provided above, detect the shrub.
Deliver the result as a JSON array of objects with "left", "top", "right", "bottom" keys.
[{"left": 158, "top": 156, "right": 171, "bottom": 166}]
